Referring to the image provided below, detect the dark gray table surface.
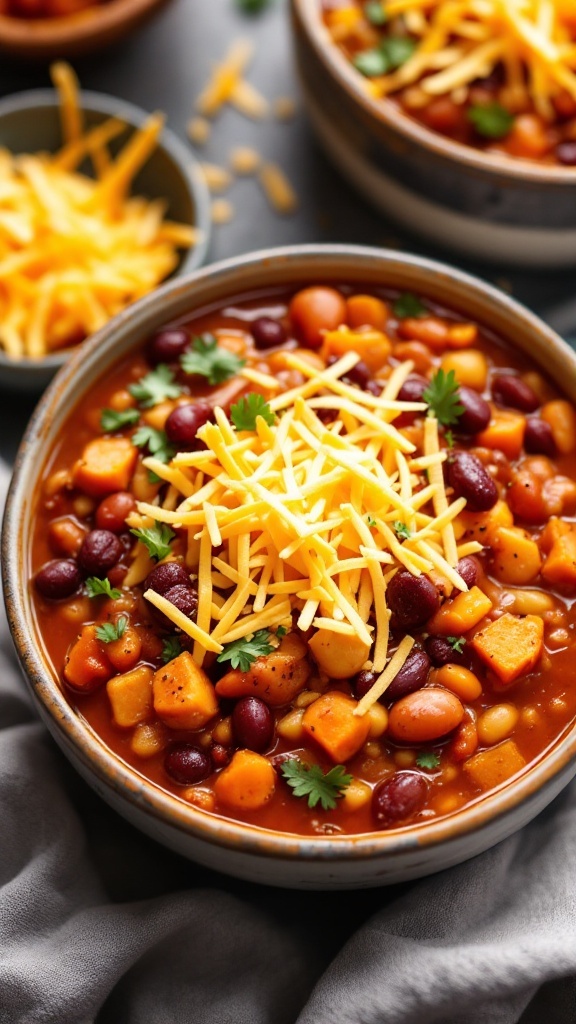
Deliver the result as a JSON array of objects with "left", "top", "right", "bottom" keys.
[{"left": 0, "top": 0, "right": 575, "bottom": 464}]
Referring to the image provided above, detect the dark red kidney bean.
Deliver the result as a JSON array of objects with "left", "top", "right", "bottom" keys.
[
  {"left": 232, "top": 696, "right": 274, "bottom": 752},
  {"left": 211, "top": 743, "right": 232, "bottom": 769},
  {"left": 456, "top": 555, "right": 479, "bottom": 589},
  {"left": 327, "top": 355, "right": 373, "bottom": 390},
  {"left": 78, "top": 530, "right": 123, "bottom": 576},
  {"left": 387, "top": 570, "right": 440, "bottom": 630},
  {"left": 163, "top": 584, "right": 199, "bottom": 621},
  {"left": 386, "top": 650, "right": 431, "bottom": 701},
  {"left": 492, "top": 374, "right": 539, "bottom": 413},
  {"left": 447, "top": 451, "right": 498, "bottom": 512},
  {"left": 353, "top": 669, "right": 378, "bottom": 701},
  {"left": 425, "top": 635, "right": 469, "bottom": 668},
  {"left": 397, "top": 375, "right": 428, "bottom": 403},
  {"left": 165, "top": 402, "right": 213, "bottom": 450},
  {"left": 524, "top": 418, "right": 556, "bottom": 457},
  {"left": 35, "top": 559, "right": 82, "bottom": 600},
  {"left": 556, "top": 141, "right": 576, "bottom": 166},
  {"left": 145, "top": 561, "right": 191, "bottom": 595},
  {"left": 251, "top": 316, "right": 287, "bottom": 350},
  {"left": 456, "top": 386, "right": 491, "bottom": 434},
  {"left": 95, "top": 491, "right": 136, "bottom": 533},
  {"left": 164, "top": 744, "right": 211, "bottom": 785},
  {"left": 364, "top": 379, "right": 382, "bottom": 397},
  {"left": 372, "top": 772, "right": 428, "bottom": 829},
  {"left": 148, "top": 329, "right": 189, "bottom": 365}
]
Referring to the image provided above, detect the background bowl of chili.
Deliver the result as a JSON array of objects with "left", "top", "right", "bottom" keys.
[
  {"left": 5, "top": 243, "right": 576, "bottom": 890},
  {"left": 291, "top": 0, "right": 576, "bottom": 268}
]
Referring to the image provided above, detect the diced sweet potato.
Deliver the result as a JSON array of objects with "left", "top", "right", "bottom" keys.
[
  {"left": 455, "top": 499, "right": 513, "bottom": 544},
  {"left": 106, "top": 626, "right": 143, "bottom": 673},
  {"left": 107, "top": 665, "right": 153, "bottom": 728},
  {"left": 476, "top": 409, "right": 525, "bottom": 459},
  {"left": 463, "top": 739, "right": 526, "bottom": 791},
  {"left": 491, "top": 526, "right": 542, "bottom": 585},
  {"left": 302, "top": 691, "right": 371, "bottom": 763},
  {"left": 320, "top": 327, "right": 392, "bottom": 372},
  {"left": 73, "top": 437, "right": 137, "bottom": 498},
  {"left": 308, "top": 629, "right": 370, "bottom": 679},
  {"left": 541, "top": 521, "right": 576, "bottom": 587},
  {"left": 214, "top": 749, "right": 276, "bottom": 811},
  {"left": 64, "top": 624, "right": 112, "bottom": 693},
  {"left": 215, "top": 633, "right": 310, "bottom": 706},
  {"left": 153, "top": 651, "right": 218, "bottom": 729},
  {"left": 472, "top": 613, "right": 544, "bottom": 686},
  {"left": 426, "top": 586, "right": 492, "bottom": 635}
]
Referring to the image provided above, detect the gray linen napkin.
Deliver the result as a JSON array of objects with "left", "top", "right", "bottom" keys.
[{"left": 1, "top": 458, "right": 575, "bottom": 1024}]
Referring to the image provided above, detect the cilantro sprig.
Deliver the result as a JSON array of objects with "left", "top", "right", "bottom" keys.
[
  {"left": 447, "top": 635, "right": 466, "bottom": 654},
  {"left": 468, "top": 103, "right": 514, "bottom": 140},
  {"left": 354, "top": 36, "right": 416, "bottom": 78},
  {"left": 423, "top": 369, "right": 465, "bottom": 427},
  {"left": 393, "top": 292, "right": 427, "bottom": 319},
  {"left": 364, "top": 0, "right": 387, "bottom": 26},
  {"left": 100, "top": 408, "right": 139, "bottom": 433},
  {"left": 162, "top": 636, "right": 184, "bottom": 664},
  {"left": 95, "top": 616, "right": 128, "bottom": 644},
  {"left": 133, "top": 425, "right": 175, "bottom": 465},
  {"left": 217, "top": 628, "right": 278, "bottom": 673},
  {"left": 393, "top": 521, "right": 412, "bottom": 540},
  {"left": 415, "top": 751, "right": 441, "bottom": 771},
  {"left": 231, "top": 393, "right": 275, "bottom": 431},
  {"left": 131, "top": 522, "right": 175, "bottom": 561},
  {"left": 181, "top": 335, "right": 245, "bottom": 386},
  {"left": 86, "top": 577, "right": 121, "bottom": 600},
  {"left": 128, "top": 364, "right": 182, "bottom": 409},
  {"left": 280, "top": 759, "right": 352, "bottom": 810}
]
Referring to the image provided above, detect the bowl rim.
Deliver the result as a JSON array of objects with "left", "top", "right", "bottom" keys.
[
  {"left": 4, "top": 241, "right": 576, "bottom": 864},
  {"left": 292, "top": 0, "right": 576, "bottom": 186},
  {"left": 0, "top": 0, "right": 166, "bottom": 51},
  {"left": 0, "top": 87, "right": 211, "bottom": 380}
]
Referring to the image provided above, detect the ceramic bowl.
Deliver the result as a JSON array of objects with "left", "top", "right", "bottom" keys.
[
  {"left": 0, "top": 89, "right": 211, "bottom": 393},
  {"left": 291, "top": 0, "right": 576, "bottom": 268},
  {"left": 4, "top": 243, "right": 576, "bottom": 890},
  {"left": 0, "top": 0, "right": 170, "bottom": 61}
]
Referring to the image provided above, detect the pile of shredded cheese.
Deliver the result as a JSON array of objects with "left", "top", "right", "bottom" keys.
[
  {"left": 132, "top": 352, "right": 482, "bottom": 710},
  {"left": 0, "top": 63, "right": 198, "bottom": 360},
  {"left": 364, "top": 0, "right": 576, "bottom": 118}
]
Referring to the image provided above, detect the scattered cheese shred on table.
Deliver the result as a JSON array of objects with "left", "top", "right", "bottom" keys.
[
  {"left": 259, "top": 162, "right": 298, "bottom": 214},
  {"left": 195, "top": 39, "right": 268, "bottom": 120},
  {"left": 137, "top": 352, "right": 470, "bottom": 685},
  {"left": 211, "top": 198, "right": 235, "bottom": 224}
]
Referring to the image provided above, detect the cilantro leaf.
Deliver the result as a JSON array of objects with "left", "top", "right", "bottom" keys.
[
  {"left": 231, "top": 393, "right": 275, "bottom": 431},
  {"left": 276, "top": 625, "right": 288, "bottom": 639},
  {"left": 236, "top": 0, "right": 271, "bottom": 11},
  {"left": 180, "top": 335, "right": 245, "bottom": 386},
  {"left": 85, "top": 577, "right": 121, "bottom": 600},
  {"left": 468, "top": 103, "right": 514, "bottom": 140},
  {"left": 354, "top": 36, "right": 416, "bottom": 77},
  {"left": 422, "top": 369, "right": 465, "bottom": 427},
  {"left": 353, "top": 47, "right": 389, "bottom": 77},
  {"left": 444, "top": 428, "right": 455, "bottom": 449},
  {"left": 161, "top": 636, "right": 184, "bottom": 664},
  {"left": 100, "top": 408, "right": 140, "bottom": 433},
  {"left": 128, "top": 364, "right": 182, "bottom": 409},
  {"left": 393, "top": 292, "right": 427, "bottom": 318},
  {"left": 217, "top": 628, "right": 276, "bottom": 672},
  {"left": 95, "top": 616, "right": 128, "bottom": 644},
  {"left": 132, "top": 425, "right": 176, "bottom": 465},
  {"left": 447, "top": 635, "right": 466, "bottom": 654},
  {"left": 364, "top": 0, "right": 387, "bottom": 26},
  {"left": 366, "top": 514, "right": 377, "bottom": 527},
  {"left": 393, "top": 521, "right": 412, "bottom": 540},
  {"left": 415, "top": 751, "right": 441, "bottom": 771},
  {"left": 131, "top": 522, "right": 175, "bottom": 561},
  {"left": 280, "top": 760, "right": 352, "bottom": 810}
]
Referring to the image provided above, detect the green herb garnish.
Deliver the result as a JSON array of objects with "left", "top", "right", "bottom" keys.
[
  {"left": 235, "top": 0, "right": 271, "bottom": 11},
  {"left": 95, "top": 616, "right": 128, "bottom": 644},
  {"left": 131, "top": 522, "right": 175, "bottom": 562},
  {"left": 161, "top": 636, "right": 184, "bottom": 664},
  {"left": 415, "top": 751, "right": 441, "bottom": 771},
  {"left": 366, "top": 514, "right": 377, "bottom": 527},
  {"left": 393, "top": 521, "right": 412, "bottom": 540},
  {"left": 447, "top": 635, "right": 466, "bottom": 654},
  {"left": 280, "top": 759, "right": 353, "bottom": 810},
  {"left": 364, "top": 0, "right": 387, "bottom": 26},
  {"left": 423, "top": 369, "right": 465, "bottom": 427},
  {"left": 100, "top": 408, "right": 140, "bottom": 433},
  {"left": 444, "top": 428, "right": 455, "bottom": 449},
  {"left": 217, "top": 628, "right": 277, "bottom": 672},
  {"left": 231, "top": 393, "right": 275, "bottom": 431},
  {"left": 353, "top": 35, "right": 416, "bottom": 77},
  {"left": 132, "top": 425, "right": 175, "bottom": 465},
  {"left": 180, "top": 335, "right": 246, "bottom": 386},
  {"left": 276, "top": 625, "right": 288, "bottom": 639},
  {"left": 393, "top": 292, "right": 427, "bottom": 318},
  {"left": 468, "top": 102, "right": 515, "bottom": 139},
  {"left": 85, "top": 577, "right": 121, "bottom": 600},
  {"left": 128, "top": 364, "right": 182, "bottom": 409}
]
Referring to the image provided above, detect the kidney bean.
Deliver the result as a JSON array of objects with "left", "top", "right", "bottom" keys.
[
  {"left": 447, "top": 451, "right": 498, "bottom": 512},
  {"left": 232, "top": 696, "right": 274, "bottom": 752},
  {"left": 35, "top": 559, "right": 82, "bottom": 600},
  {"left": 145, "top": 561, "right": 191, "bottom": 595},
  {"left": 163, "top": 584, "right": 199, "bottom": 620},
  {"left": 353, "top": 669, "right": 378, "bottom": 701},
  {"left": 397, "top": 375, "right": 428, "bottom": 403},
  {"left": 524, "top": 418, "right": 556, "bottom": 457},
  {"left": 456, "top": 555, "right": 479, "bottom": 589},
  {"left": 344, "top": 360, "right": 373, "bottom": 390},
  {"left": 78, "top": 530, "right": 123, "bottom": 576},
  {"left": 425, "top": 635, "right": 470, "bottom": 668},
  {"left": 386, "top": 650, "right": 431, "bottom": 701},
  {"left": 387, "top": 570, "right": 440, "bottom": 630},
  {"left": 492, "top": 374, "right": 539, "bottom": 413},
  {"left": 251, "top": 316, "right": 287, "bottom": 350},
  {"left": 372, "top": 772, "right": 428, "bottom": 829},
  {"left": 456, "top": 386, "right": 491, "bottom": 434},
  {"left": 364, "top": 379, "right": 382, "bottom": 397},
  {"left": 95, "top": 491, "right": 137, "bottom": 533},
  {"left": 164, "top": 743, "right": 211, "bottom": 785},
  {"left": 211, "top": 743, "right": 232, "bottom": 769},
  {"left": 148, "top": 329, "right": 189, "bottom": 365},
  {"left": 165, "top": 402, "right": 213, "bottom": 450},
  {"left": 388, "top": 688, "right": 465, "bottom": 743},
  {"left": 555, "top": 141, "right": 576, "bottom": 166}
]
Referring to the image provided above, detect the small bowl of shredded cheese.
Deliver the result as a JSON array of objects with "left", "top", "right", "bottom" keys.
[{"left": 0, "top": 63, "right": 210, "bottom": 391}]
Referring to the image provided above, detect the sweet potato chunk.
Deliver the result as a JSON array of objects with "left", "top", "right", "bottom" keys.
[
  {"left": 472, "top": 613, "right": 544, "bottom": 686},
  {"left": 215, "top": 633, "right": 310, "bottom": 706},
  {"left": 476, "top": 409, "right": 525, "bottom": 459},
  {"left": 73, "top": 437, "right": 137, "bottom": 498},
  {"left": 491, "top": 526, "right": 542, "bottom": 585},
  {"left": 107, "top": 665, "right": 153, "bottom": 728},
  {"left": 302, "top": 691, "right": 371, "bottom": 763},
  {"left": 308, "top": 629, "right": 370, "bottom": 679},
  {"left": 541, "top": 520, "right": 576, "bottom": 587},
  {"left": 320, "top": 327, "right": 392, "bottom": 372},
  {"left": 463, "top": 739, "right": 526, "bottom": 791},
  {"left": 64, "top": 624, "right": 112, "bottom": 693},
  {"left": 455, "top": 499, "right": 513, "bottom": 545},
  {"left": 214, "top": 750, "right": 276, "bottom": 811},
  {"left": 426, "top": 586, "right": 492, "bottom": 635},
  {"left": 153, "top": 651, "right": 218, "bottom": 729}
]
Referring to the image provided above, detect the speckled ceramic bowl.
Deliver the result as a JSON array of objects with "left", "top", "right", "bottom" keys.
[
  {"left": 0, "top": 89, "right": 211, "bottom": 393},
  {"left": 4, "top": 244, "right": 576, "bottom": 890},
  {"left": 291, "top": 0, "right": 576, "bottom": 268}
]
